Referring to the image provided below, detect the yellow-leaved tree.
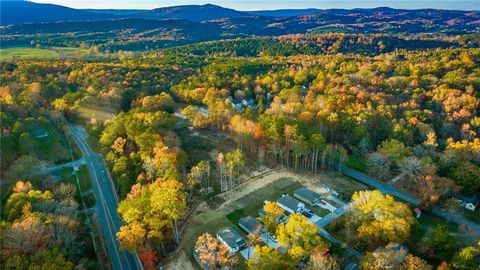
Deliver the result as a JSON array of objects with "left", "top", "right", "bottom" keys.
[
  {"left": 351, "top": 190, "right": 416, "bottom": 247},
  {"left": 276, "top": 213, "right": 325, "bottom": 262}
]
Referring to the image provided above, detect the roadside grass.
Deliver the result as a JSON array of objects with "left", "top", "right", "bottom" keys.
[
  {"left": 83, "top": 193, "right": 96, "bottom": 208},
  {"left": 59, "top": 165, "right": 95, "bottom": 209},
  {"left": 345, "top": 156, "right": 367, "bottom": 173},
  {"left": 77, "top": 165, "right": 93, "bottom": 191}
]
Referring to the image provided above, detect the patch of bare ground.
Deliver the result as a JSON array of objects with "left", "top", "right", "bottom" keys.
[{"left": 164, "top": 250, "right": 196, "bottom": 270}]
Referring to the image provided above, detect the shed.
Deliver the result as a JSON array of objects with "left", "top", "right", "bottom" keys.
[
  {"left": 294, "top": 187, "right": 322, "bottom": 206},
  {"left": 454, "top": 194, "right": 479, "bottom": 211},
  {"left": 239, "top": 216, "right": 263, "bottom": 234},
  {"left": 217, "top": 227, "right": 246, "bottom": 253},
  {"left": 277, "top": 195, "right": 305, "bottom": 214}
]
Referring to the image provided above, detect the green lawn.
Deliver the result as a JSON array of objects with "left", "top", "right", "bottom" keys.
[
  {"left": 0, "top": 47, "right": 58, "bottom": 60},
  {"left": 0, "top": 47, "right": 98, "bottom": 60},
  {"left": 26, "top": 124, "right": 71, "bottom": 164}
]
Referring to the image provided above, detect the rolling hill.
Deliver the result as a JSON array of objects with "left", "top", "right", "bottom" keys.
[
  {"left": 137, "top": 4, "right": 247, "bottom": 22},
  {"left": 0, "top": 1, "right": 112, "bottom": 25},
  {"left": 1, "top": 2, "right": 479, "bottom": 51}
]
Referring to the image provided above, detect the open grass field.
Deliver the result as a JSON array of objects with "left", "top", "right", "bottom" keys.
[
  {"left": 27, "top": 124, "right": 72, "bottom": 164},
  {"left": 0, "top": 47, "right": 101, "bottom": 60},
  {"left": 76, "top": 104, "right": 118, "bottom": 122},
  {"left": 0, "top": 47, "right": 59, "bottom": 60}
]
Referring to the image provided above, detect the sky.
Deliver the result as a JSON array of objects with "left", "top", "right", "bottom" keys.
[{"left": 29, "top": 0, "right": 480, "bottom": 10}]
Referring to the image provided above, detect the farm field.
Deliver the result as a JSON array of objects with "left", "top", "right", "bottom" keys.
[{"left": 0, "top": 47, "right": 100, "bottom": 60}]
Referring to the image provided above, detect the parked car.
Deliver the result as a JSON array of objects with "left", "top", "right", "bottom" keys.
[{"left": 301, "top": 210, "right": 313, "bottom": 218}]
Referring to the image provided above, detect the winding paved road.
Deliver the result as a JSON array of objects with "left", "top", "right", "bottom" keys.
[{"left": 69, "top": 126, "right": 142, "bottom": 270}]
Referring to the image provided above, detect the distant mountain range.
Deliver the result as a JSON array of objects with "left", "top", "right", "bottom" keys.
[
  {"left": 0, "top": 1, "right": 114, "bottom": 25},
  {"left": 1, "top": 1, "right": 479, "bottom": 51},
  {"left": 2, "top": 1, "right": 480, "bottom": 27}
]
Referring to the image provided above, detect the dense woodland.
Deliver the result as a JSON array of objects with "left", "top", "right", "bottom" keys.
[{"left": 1, "top": 34, "right": 480, "bottom": 269}]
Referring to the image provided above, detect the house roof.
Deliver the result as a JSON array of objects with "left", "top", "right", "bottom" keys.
[
  {"left": 277, "top": 196, "right": 303, "bottom": 211},
  {"left": 375, "top": 243, "right": 408, "bottom": 263},
  {"left": 388, "top": 243, "right": 408, "bottom": 253},
  {"left": 217, "top": 227, "right": 246, "bottom": 249},
  {"left": 454, "top": 194, "right": 480, "bottom": 206},
  {"left": 32, "top": 128, "right": 49, "bottom": 138},
  {"left": 239, "top": 216, "right": 262, "bottom": 234},
  {"left": 294, "top": 187, "right": 321, "bottom": 203}
]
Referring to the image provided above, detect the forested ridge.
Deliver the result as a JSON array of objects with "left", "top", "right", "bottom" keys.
[{"left": 1, "top": 33, "right": 479, "bottom": 269}]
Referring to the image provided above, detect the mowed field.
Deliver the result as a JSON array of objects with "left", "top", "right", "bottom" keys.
[{"left": 0, "top": 47, "right": 98, "bottom": 60}]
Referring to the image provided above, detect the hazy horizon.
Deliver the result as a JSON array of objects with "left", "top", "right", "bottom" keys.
[{"left": 28, "top": 0, "right": 480, "bottom": 11}]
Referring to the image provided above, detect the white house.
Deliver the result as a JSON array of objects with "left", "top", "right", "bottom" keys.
[
  {"left": 276, "top": 195, "right": 305, "bottom": 214},
  {"left": 454, "top": 194, "right": 479, "bottom": 211},
  {"left": 217, "top": 227, "right": 246, "bottom": 253}
]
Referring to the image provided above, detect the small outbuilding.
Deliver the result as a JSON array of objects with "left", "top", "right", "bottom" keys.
[
  {"left": 413, "top": 208, "right": 422, "bottom": 218},
  {"left": 294, "top": 187, "right": 322, "bottom": 206},
  {"left": 33, "top": 128, "right": 49, "bottom": 138},
  {"left": 277, "top": 195, "right": 305, "bottom": 214},
  {"left": 239, "top": 216, "right": 263, "bottom": 234},
  {"left": 375, "top": 243, "right": 408, "bottom": 262},
  {"left": 217, "top": 227, "right": 246, "bottom": 253},
  {"left": 453, "top": 194, "right": 479, "bottom": 211}
]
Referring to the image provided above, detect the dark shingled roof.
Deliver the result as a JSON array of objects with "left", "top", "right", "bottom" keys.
[
  {"left": 277, "top": 195, "right": 303, "bottom": 212},
  {"left": 217, "top": 227, "right": 246, "bottom": 249},
  {"left": 238, "top": 216, "right": 262, "bottom": 233},
  {"left": 294, "top": 187, "right": 321, "bottom": 204}
]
